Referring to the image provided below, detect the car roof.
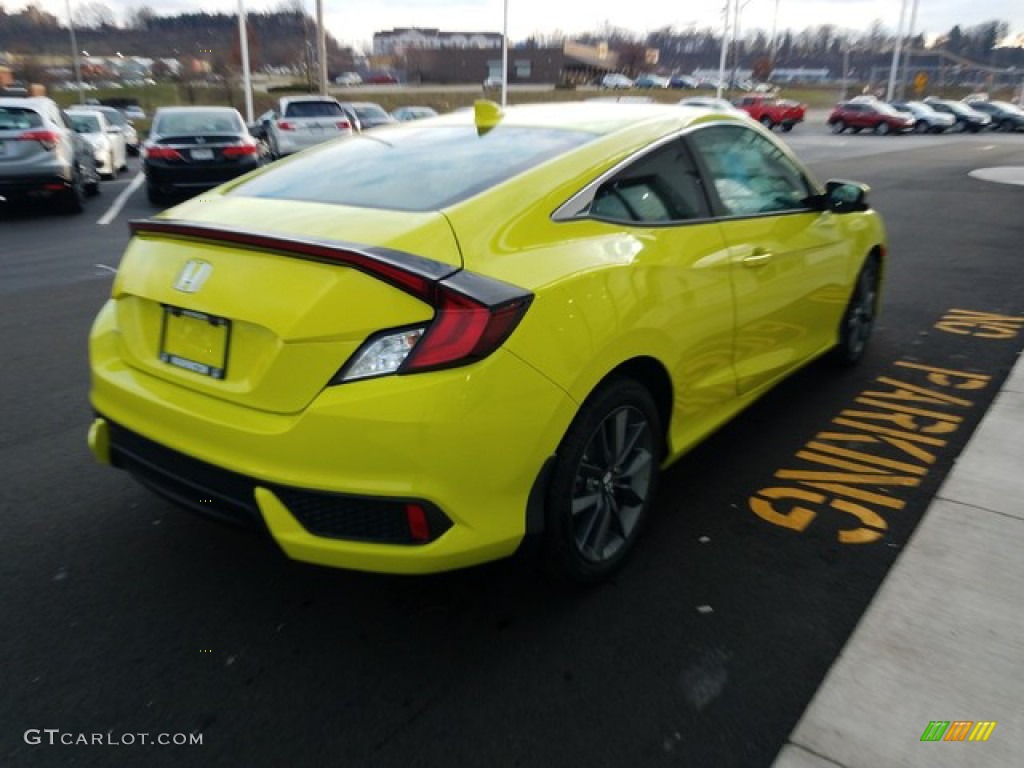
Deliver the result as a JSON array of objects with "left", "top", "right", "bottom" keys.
[
  {"left": 279, "top": 95, "right": 339, "bottom": 105},
  {"left": 0, "top": 96, "right": 55, "bottom": 110},
  {"left": 153, "top": 106, "right": 240, "bottom": 115}
]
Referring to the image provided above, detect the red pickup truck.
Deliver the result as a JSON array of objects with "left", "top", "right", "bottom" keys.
[{"left": 734, "top": 95, "right": 807, "bottom": 132}]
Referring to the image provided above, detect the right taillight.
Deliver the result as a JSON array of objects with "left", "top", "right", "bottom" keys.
[
  {"left": 401, "top": 289, "right": 531, "bottom": 373},
  {"left": 336, "top": 120, "right": 351, "bottom": 130},
  {"left": 18, "top": 129, "right": 61, "bottom": 150},
  {"left": 277, "top": 120, "right": 295, "bottom": 131}
]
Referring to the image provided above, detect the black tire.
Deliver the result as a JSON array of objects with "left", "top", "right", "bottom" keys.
[
  {"left": 146, "top": 183, "right": 167, "bottom": 207},
  {"left": 832, "top": 256, "right": 880, "bottom": 366},
  {"left": 998, "top": 119, "right": 1013, "bottom": 133},
  {"left": 543, "top": 377, "right": 663, "bottom": 583},
  {"left": 831, "top": 120, "right": 846, "bottom": 134},
  {"left": 760, "top": 115, "right": 774, "bottom": 130},
  {"left": 62, "top": 169, "right": 85, "bottom": 214},
  {"left": 914, "top": 120, "right": 928, "bottom": 134},
  {"left": 85, "top": 176, "right": 101, "bottom": 197},
  {"left": 780, "top": 122, "right": 794, "bottom": 133},
  {"left": 874, "top": 121, "right": 891, "bottom": 136}
]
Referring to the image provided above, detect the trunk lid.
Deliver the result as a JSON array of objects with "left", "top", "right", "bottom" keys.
[{"left": 111, "top": 197, "right": 463, "bottom": 414}]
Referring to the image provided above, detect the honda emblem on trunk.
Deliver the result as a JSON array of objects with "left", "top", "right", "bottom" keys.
[{"left": 173, "top": 260, "right": 213, "bottom": 292}]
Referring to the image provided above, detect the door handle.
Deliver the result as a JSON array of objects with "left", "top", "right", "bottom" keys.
[{"left": 742, "top": 250, "right": 772, "bottom": 267}]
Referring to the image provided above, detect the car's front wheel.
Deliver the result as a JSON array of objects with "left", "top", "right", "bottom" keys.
[
  {"left": 62, "top": 168, "right": 85, "bottom": 214},
  {"left": 874, "top": 121, "right": 891, "bottom": 135},
  {"left": 832, "top": 256, "right": 880, "bottom": 366},
  {"left": 831, "top": 120, "right": 846, "bottom": 134},
  {"left": 914, "top": 120, "right": 929, "bottom": 133},
  {"left": 760, "top": 116, "right": 774, "bottom": 130},
  {"left": 544, "top": 378, "right": 662, "bottom": 583}
]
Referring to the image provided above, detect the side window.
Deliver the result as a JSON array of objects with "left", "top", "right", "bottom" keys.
[
  {"left": 688, "top": 124, "right": 814, "bottom": 217},
  {"left": 587, "top": 139, "right": 709, "bottom": 224}
]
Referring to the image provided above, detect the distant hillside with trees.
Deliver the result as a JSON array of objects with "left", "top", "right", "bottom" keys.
[{"left": 0, "top": 2, "right": 355, "bottom": 76}]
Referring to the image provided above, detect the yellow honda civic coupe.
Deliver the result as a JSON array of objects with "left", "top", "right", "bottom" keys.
[{"left": 88, "top": 101, "right": 886, "bottom": 582}]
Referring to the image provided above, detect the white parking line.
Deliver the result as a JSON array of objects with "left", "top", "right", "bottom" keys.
[
  {"left": 97, "top": 173, "right": 144, "bottom": 226},
  {"left": 93, "top": 263, "right": 118, "bottom": 275}
]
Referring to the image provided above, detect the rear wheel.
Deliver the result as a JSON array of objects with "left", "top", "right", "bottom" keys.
[
  {"left": 914, "top": 120, "right": 929, "bottom": 133},
  {"left": 998, "top": 119, "right": 1013, "bottom": 133},
  {"left": 760, "top": 115, "right": 774, "bottom": 130},
  {"left": 62, "top": 169, "right": 85, "bottom": 214},
  {"left": 874, "top": 121, "right": 891, "bottom": 135},
  {"left": 146, "top": 183, "right": 168, "bottom": 207},
  {"left": 832, "top": 256, "right": 880, "bottom": 366},
  {"left": 831, "top": 120, "right": 846, "bottom": 134},
  {"left": 780, "top": 122, "right": 794, "bottom": 133},
  {"left": 544, "top": 378, "right": 662, "bottom": 583}
]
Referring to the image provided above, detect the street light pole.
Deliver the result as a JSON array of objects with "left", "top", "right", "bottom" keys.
[
  {"left": 237, "top": 0, "right": 253, "bottom": 123},
  {"left": 501, "top": 0, "right": 508, "bottom": 106},
  {"left": 886, "top": 0, "right": 909, "bottom": 101},
  {"left": 316, "top": 0, "right": 328, "bottom": 96},
  {"left": 717, "top": 0, "right": 731, "bottom": 99},
  {"left": 65, "top": 0, "right": 84, "bottom": 104},
  {"left": 769, "top": 0, "right": 780, "bottom": 68}
]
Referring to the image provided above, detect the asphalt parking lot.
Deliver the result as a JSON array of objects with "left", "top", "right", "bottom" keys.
[{"left": 2, "top": 123, "right": 1023, "bottom": 767}]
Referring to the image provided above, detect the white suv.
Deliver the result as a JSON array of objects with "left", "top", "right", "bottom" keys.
[{"left": 262, "top": 96, "right": 356, "bottom": 159}]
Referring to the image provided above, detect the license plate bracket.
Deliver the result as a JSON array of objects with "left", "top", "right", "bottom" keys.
[
  {"left": 190, "top": 147, "right": 214, "bottom": 160},
  {"left": 159, "top": 306, "right": 230, "bottom": 379}
]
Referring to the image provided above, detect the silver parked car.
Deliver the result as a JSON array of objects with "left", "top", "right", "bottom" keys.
[
  {"left": 68, "top": 104, "right": 139, "bottom": 157},
  {"left": 0, "top": 97, "right": 100, "bottom": 213},
  {"left": 889, "top": 101, "right": 955, "bottom": 133},
  {"left": 261, "top": 96, "right": 356, "bottom": 158},
  {"left": 67, "top": 110, "right": 128, "bottom": 178}
]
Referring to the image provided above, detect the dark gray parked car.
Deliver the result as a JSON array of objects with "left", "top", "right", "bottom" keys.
[{"left": 0, "top": 96, "right": 100, "bottom": 213}]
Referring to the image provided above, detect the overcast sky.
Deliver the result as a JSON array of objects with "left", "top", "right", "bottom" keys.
[{"left": 28, "top": 0, "right": 1024, "bottom": 50}]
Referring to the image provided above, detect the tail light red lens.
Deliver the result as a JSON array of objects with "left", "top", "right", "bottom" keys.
[
  {"left": 222, "top": 143, "right": 259, "bottom": 158},
  {"left": 277, "top": 120, "right": 295, "bottom": 131},
  {"left": 18, "top": 129, "right": 61, "bottom": 150},
  {"left": 336, "top": 120, "right": 351, "bottom": 130},
  {"left": 144, "top": 146, "right": 182, "bottom": 160},
  {"left": 402, "top": 289, "right": 531, "bottom": 372}
]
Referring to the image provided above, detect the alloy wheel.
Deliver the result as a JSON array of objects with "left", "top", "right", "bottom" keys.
[{"left": 570, "top": 405, "right": 655, "bottom": 564}]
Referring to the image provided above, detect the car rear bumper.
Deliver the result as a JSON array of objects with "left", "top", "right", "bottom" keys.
[
  {"left": 88, "top": 299, "right": 578, "bottom": 573},
  {"left": 0, "top": 172, "right": 74, "bottom": 200},
  {"left": 274, "top": 133, "right": 342, "bottom": 155},
  {"left": 145, "top": 160, "right": 260, "bottom": 192}
]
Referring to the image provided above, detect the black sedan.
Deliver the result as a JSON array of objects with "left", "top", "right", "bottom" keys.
[
  {"left": 143, "top": 107, "right": 262, "bottom": 206},
  {"left": 963, "top": 99, "right": 1024, "bottom": 132}
]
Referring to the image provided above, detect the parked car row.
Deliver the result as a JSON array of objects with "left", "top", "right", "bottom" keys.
[{"left": 827, "top": 95, "right": 1023, "bottom": 135}]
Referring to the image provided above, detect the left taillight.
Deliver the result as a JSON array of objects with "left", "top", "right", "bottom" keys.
[
  {"left": 144, "top": 145, "right": 182, "bottom": 160},
  {"left": 18, "top": 129, "right": 61, "bottom": 150}
]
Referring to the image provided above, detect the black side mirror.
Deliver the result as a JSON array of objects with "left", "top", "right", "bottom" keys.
[{"left": 823, "top": 179, "right": 869, "bottom": 213}]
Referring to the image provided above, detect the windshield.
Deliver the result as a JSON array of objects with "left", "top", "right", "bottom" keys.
[
  {"left": 70, "top": 114, "right": 102, "bottom": 133},
  {"left": 284, "top": 101, "right": 344, "bottom": 118},
  {"left": 231, "top": 124, "right": 596, "bottom": 211}
]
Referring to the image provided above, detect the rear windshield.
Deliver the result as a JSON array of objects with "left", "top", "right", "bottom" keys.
[
  {"left": 154, "top": 111, "right": 244, "bottom": 135},
  {"left": 69, "top": 113, "right": 102, "bottom": 132},
  {"left": 0, "top": 106, "right": 43, "bottom": 130},
  {"left": 231, "top": 124, "right": 595, "bottom": 211},
  {"left": 284, "top": 101, "right": 344, "bottom": 118}
]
